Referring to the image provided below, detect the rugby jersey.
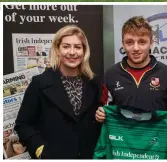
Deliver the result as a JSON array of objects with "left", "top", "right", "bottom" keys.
[{"left": 93, "top": 105, "right": 167, "bottom": 159}]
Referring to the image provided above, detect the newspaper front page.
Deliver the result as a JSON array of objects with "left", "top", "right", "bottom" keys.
[
  {"left": 12, "top": 33, "right": 54, "bottom": 73},
  {"left": 3, "top": 67, "right": 40, "bottom": 159}
]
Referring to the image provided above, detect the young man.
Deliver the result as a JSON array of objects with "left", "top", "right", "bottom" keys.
[{"left": 96, "top": 16, "right": 167, "bottom": 122}]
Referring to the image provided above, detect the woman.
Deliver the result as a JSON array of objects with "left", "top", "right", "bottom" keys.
[
  {"left": 5, "top": 136, "right": 26, "bottom": 158},
  {"left": 15, "top": 25, "right": 101, "bottom": 159}
]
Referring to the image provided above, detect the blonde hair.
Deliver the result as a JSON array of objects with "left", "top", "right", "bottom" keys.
[
  {"left": 122, "top": 16, "right": 153, "bottom": 40},
  {"left": 49, "top": 25, "right": 94, "bottom": 80}
]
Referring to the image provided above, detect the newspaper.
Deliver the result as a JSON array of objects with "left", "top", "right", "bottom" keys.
[
  {"left": 3, "top": 67, "right": 40, "bottom": 159},
  {"left": 12, "top": 33, "right": 54, "bottom": 72}
]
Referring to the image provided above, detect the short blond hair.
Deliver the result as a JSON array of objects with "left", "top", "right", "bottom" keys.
[
  {"left": 122, "top": 16, "right": 153, "bottom": 40},
  {"left": 49, "top": 25, "right": 94, "bottom": 80}
]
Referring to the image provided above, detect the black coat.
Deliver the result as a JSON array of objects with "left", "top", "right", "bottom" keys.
[{"left": 14, "top": 68, "right": 102, "bottom": 159}]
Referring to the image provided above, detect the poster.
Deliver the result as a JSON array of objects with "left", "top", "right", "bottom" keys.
[{"left": 12, "top": 33, "right": 54, "bottom": 72}]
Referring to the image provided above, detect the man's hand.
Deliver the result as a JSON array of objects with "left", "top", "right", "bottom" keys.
[{"left": 95, "top": 107, "right": 106, "bottom": 123}]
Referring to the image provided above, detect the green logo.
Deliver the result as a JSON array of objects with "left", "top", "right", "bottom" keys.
[{"left": 149, "top": 137, "right": 159, "bottom": 147}]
